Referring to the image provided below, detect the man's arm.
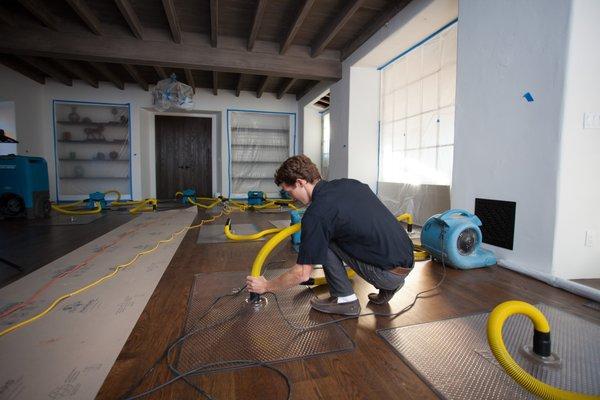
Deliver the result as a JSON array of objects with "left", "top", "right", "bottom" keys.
[{"left": 246, "top": 264, "right": 313, "bottom": 294}]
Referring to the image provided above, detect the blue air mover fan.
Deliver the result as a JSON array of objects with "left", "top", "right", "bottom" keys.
[
  {"left": 420, "top": 209, "right": 496, "bottom": 269},
  {"left": 247, "top": 191, "right": 265, "bottom": 206}
]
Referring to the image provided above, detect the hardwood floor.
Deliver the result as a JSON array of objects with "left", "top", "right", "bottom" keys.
[
  {"left": 92, "top": 210, "right": 600, "bottom": 400},
  {"left": 0, "top": 211, "right": 136, "bottom": 288}
]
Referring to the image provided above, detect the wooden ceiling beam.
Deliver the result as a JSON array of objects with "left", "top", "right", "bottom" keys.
[
  {"left": 162, "top": 0, "right": 182, "bottom": 44},
  {"left": 341, "top": 0, "right": 411, "bottom": 60},
  {"left": 123, "top": 64, "right": 148, "bottom": 91},
  {"left": 256, "top": 76, "right": 269, "bottom": 98},
  {"left": 89, "top": 62, "right": 124, "bottom": 90},
  {"left": 184, "top": 68, "right": 195, "bottom": 93},
  {"left": 235, "top": 74, "right": 243, "bottom": 97},
  {"left": 295, "top": 80, "right": 319, "bottom": 101},
  {"left": 280, "top": 0, "right": 315, "bottom": 55},
  {"left": 65, "top": 0, "right": 102, "bottom": 35},
  {"left": 115, "top": 0, "right": 145, "bottom": 40},
  {"left": 154, "top": 65, "right": 167, "bottom": 80},
  {"left": 0, "top": 5, "right": 18, "bottom": 27},
  {"left": 18, "top": 56, "right": 72, "bottom": 86},
  {"left": 210, "top": 0, "right": 218, "bottom": 47},
  {"left": 212, "top": 71, "right": 218, "bottom": 95},
  {"left": 311, "top": 0, "right": 364, "bottom": 58},
  {"left": 0, "top": 55, "right": 45, "bottom": 84},
  {"left": 277, "top": 78, "right": 296, "bottom": 99},
  {"left": 55, "top": 59, "right": 98, "bottom": 88},
  {"left": 0, "top": 28, "right": 342, "bottom": 80},
  {"left": 17, "top": 0, "right": 60, "bottom": 31},
  {"left": 248, "top": 0, "right": 267, "bottom": 51}
]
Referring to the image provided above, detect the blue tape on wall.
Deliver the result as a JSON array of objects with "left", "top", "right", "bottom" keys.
[{"left": 523, "top": 92, "right": 534, "bottom": 102}]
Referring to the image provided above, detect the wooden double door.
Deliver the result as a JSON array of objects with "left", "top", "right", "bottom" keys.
[{"left": 155, "top": 116, "right": 212, "bottom": 200}]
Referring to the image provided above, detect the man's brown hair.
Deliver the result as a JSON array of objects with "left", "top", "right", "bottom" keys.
[{"left": 274, "top": 155, "right": 322, "bottom": 186}]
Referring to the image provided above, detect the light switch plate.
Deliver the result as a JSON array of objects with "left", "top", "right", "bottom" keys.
[{"left": 583, "top": 112, "right": 600, "bottom": 129}]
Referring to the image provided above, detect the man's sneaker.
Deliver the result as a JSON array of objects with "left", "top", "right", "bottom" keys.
[
  {"left": 309, "top": 296, "right": 361, "bottom": 316},
  {"left": 368, "top": 286, "right": 401, "bottom": 305}
]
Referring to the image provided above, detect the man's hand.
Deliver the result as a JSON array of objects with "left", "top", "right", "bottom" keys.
[{"left": 246, "top": 275, "right": 269, "bottom": 294}]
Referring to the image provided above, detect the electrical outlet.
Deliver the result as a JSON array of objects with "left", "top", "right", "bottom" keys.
[{"left": 584, "top": 230, "right": 596, "bottom": 247}]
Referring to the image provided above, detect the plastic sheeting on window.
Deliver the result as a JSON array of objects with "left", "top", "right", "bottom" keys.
[
  {"left": 229, "top": 111, "right": 293, "bottom": 198},
  {"left": 53, "top": 102, "right": 131, "bottom": 200},
  {"left": 152, "top": 74, "right": 194, "bottom": 111},
  {"left": 379, "top": 23, "right": 457, "bottom": 186}
]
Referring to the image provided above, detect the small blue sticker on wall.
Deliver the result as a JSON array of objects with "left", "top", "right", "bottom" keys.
[{"left": 523, "top": 92, "right": 534, "bottom": 102}]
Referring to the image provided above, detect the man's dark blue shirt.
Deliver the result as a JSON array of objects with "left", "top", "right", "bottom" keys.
[{"left": 297, "top": 179, "right": 414, "bottom": 269}]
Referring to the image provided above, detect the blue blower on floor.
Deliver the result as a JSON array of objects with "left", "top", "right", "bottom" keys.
[
  {"left": 180, "top": 188, "right": 196, "bottom": 204},
  {"left": 0, "top": 155, "right": 50, "bottom": 218},
  {"left": 420, "top": 209, "right": 496, "bottom": 269},
  {"left": 247, "top": 191, "right": 265, "bottom": 206}
]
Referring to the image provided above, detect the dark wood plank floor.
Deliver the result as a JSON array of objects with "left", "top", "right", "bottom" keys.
[
  {"left": 91, "top": 210, "right": 600, "bottom": 400},
  {"left": 0, "top": 211, "right": 136, "bottom": 288}
]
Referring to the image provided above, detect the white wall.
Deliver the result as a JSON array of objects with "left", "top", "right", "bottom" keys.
[
  {"left": 302, "top": 105, "right": 322, "bottom": 170},
  {"left": 553, "top": 0, "right": 600, "bottom": 279},
  {"left": 0, "top": 67, "right": 45, "bottom": 154},
  {"left": 0, "top": 64, "right": 297, "bottom": 200},
  {"left": 347, "top": 67, "right": 379, "bottom": 191},
  {"left": 453, "top": 0, "right": 571, "bottom": 275},
  {"left": 0, "top": 101, "right": 17, "bottom": 139}
]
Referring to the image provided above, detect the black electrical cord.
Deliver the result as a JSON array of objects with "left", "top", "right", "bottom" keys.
[
  {"left": 123, "top": 235, "right": 447, "bottom": 400},
  {"left": 120, "top": 260, "right": 290, "bottom": 400}
]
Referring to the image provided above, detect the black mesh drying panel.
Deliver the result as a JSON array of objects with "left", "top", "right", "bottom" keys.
[{"left": 175, "top": 270, "right": 355, "bottom": 375}]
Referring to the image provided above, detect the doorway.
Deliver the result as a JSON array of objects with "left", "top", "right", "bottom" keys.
[{"left": 155, "top": 115, "right": 212, "bottom": 200}]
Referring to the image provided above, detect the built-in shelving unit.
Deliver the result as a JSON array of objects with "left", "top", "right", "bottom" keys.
[
  {"left": 228, "top": 110, "right": 295, "bottom": 198},
  {"left": 53, "top": 101, "right": 132, "bottom": 201}
]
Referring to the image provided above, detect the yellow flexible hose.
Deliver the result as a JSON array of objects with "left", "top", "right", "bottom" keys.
[
  {"left": 52, "top": 201, "right": 102, "bottom": 215},
  {"left": 224, "top": 219, "right": 283, "bottom": 241},
  {"left": 111, "top": 200, "right": 146, "bottom": 207},
  {"left": 487, "top": 300, "right": 599, "bottom": 400},
  {"left": 413, "top": 244, "right": 429, "bottom": 261},
  {"left": 248, "top": 223, "right": 355, "bottom": 285},
  {"left": 57, "top": 199, "right": 86, "bottom": 209},
  {"left": 187, "top": 197, "right": 220, "bottom": 209},
  {"left": 129, "top": 199, "right": 157, "bottom": 214}
]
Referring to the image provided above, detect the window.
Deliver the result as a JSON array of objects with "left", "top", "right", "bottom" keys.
[{"left": 379, "top": 23, "right": 457, "bottom": 185}]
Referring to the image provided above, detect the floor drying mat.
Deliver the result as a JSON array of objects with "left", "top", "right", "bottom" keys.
[
  {"left": 377, "top": 304, "right": 600, "bottom": 399},
  {"left": 30, "top": 213, "right": 106, "bottom": 225},
  {"left": 174, "top": 270, "right": 355, "bottom": 375},
  {"left": 196, "top": 223, "right": 264, "bottom": 244}
]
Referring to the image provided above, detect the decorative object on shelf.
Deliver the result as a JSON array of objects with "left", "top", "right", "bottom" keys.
[
  {"left": 84, "top": 126, "right": 105, "bottom": 141},
  {"left": 82, "top": 117, "right": 92, "bottom": 124},
  {"left": 62, "top": 131, "right": 72, "bottom": 141},
  {"left": 120, "top": 115, "right": 128, "bottom": 126},
  {"left": 69, "top": 151, "right": 76, "bottom": 160},
  {"left": 74, "top": 165, "right": 85, "bottom": 177},
  {"left": 109, "top": 151, "right": 119, "bottom": 160},
  {"left": 68, "top": 106, "right": 80, "bottom": 123},
  {"left": 94, "top": 152, "right": 106, "bottom": 160},
  {"left": 153, "top": 74, "right": 194, "bottom": 111}
]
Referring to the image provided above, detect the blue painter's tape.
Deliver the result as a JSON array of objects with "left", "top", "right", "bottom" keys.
[{"left": 523, "top": 92, "right": 534, "bottom": 102}]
